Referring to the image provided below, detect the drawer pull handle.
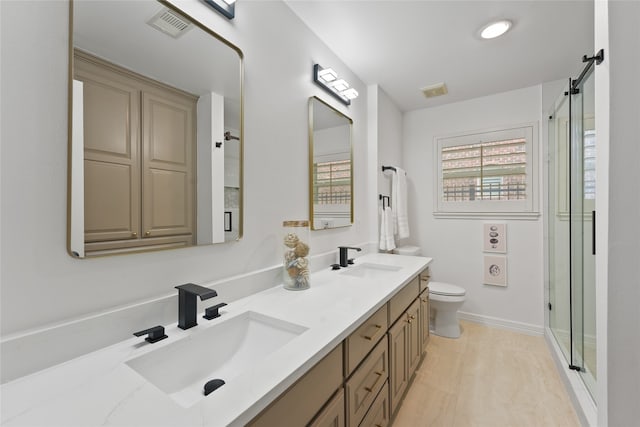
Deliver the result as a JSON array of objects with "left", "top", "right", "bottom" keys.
[
  {"left": 364, "top": 371, "right": 383, "bottom": 393},
  {"left": 363, "top": 324, "right": 383, "bottom": 341},
  {"left": 409, "top": 314, "right": 416, "bottom": 320}
]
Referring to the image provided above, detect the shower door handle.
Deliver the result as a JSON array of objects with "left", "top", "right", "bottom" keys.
[{"left": 592, "top": 210, "right": 596, "bottom": 255}]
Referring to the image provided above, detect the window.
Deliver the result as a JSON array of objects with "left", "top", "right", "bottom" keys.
[
  {"left": 313, "top": 159, "right": 351, "bottom": 205},
  {"left": 435, "top": 124, "right": 538, "bottom": 216}
]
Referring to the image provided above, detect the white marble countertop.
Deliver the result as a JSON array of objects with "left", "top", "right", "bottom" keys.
[{"left": 1, "top": 253, "right": 431, "bottom": 427}]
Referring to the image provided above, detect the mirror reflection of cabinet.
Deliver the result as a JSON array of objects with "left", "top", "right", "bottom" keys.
[
  {"left": 68, "top": 0, "right": 243, "bottom": 258},
  {"left": 76, "top": 51, "right": 196, "bottom": 255},
  {"left": 308, "top": 97, "right": 353, "bottom": 230}
]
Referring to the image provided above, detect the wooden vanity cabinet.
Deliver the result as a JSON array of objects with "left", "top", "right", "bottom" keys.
[
  {"left": 345, "top": 336, "right": 388, "bottom": 427},
  {"left": 249, "top": 265, "right": 432, "bottom": 427},
  {"left": 248, "top": 345, "right": 344, "bottom": 427},
  {"left": 309, "top": 389, "right": 346, "bottom": 427},
  {"left": 418, "top": 268, "right": 431, "bottom": 354},
  {"left": 387, "top": 276, "right": 421, "bottom": 417},
  {"left": 345, "top": 305, "right": 388, "bottom": 376},
  {"left": 359, "top": 382, "right": 390, "bottom": 427}
]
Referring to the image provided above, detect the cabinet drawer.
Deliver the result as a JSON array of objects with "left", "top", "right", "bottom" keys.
[
  {"left": 358, "top": 381, "right": 389, "bottom": 427},
  {"left": 309, "top": 388, "right": 345, "bottom": 427},
  {"left": 345, "top": 305, "right": 388, "bottom": 376},
  {"left": 249, "top": 344, "right": 343, "bottom": 427},
  {"left": 346, "top": 336, "right": 389, "bottom": 427},
  {"left": 388, "top": 276, "right": 419, "bottom": 325},
  {"left": 419, "top": 268, "right": 430, "bottom": 293}
]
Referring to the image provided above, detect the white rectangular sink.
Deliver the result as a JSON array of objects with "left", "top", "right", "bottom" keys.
[
  {"left": 339, "top": 262, "right": 402, "bottom": 279},
  {"left": 126, "top": 311, "right": 307, "bottom": 408}
]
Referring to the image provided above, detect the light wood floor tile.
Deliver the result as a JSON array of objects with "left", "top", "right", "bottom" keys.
[{"left": 392, "top": 321, "right": 580, "bottom": 427}]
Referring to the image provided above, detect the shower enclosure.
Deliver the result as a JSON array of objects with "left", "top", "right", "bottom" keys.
[{"left": 547, "top": 53, "right": 598, "bottom": 400}]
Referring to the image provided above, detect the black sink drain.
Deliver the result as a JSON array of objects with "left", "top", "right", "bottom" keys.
[{"left": 204, "top": 379, "right": 226, "bottom": 396}]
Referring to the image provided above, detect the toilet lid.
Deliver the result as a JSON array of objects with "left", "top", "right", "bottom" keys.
[{"left": 429, "top": 281, "right": 466, "bottom": 296}]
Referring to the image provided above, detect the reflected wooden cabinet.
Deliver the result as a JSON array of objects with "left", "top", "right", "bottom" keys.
[{"left": 75, "top": 51, "right": 196, "bottom": 255}]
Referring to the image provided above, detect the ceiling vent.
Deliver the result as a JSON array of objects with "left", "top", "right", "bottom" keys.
[
  {"left": 421, "top": 82, "right": 448, "bottom": 98},
  {"left": 147, "top": 8, "right": 193, "bottom": 39}
]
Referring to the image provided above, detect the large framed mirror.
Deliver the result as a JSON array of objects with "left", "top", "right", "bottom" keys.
[
  {"left": 308, "top": 97, "right": 353, "bottom": 230},
  {"left": 68, "top": 0, "right": 243, "bottom": 258}
]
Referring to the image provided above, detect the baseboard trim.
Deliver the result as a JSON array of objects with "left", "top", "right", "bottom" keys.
[{"left": 458, "top": 311, "right": 544, "bottom": 336}]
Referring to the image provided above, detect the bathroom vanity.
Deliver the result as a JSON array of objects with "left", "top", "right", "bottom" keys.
[{"left": 0, "top": 253, "right": 431, "bottom": 427}]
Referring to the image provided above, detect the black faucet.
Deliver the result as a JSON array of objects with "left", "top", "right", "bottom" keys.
[
  {"left": 338, "top": 246, "right": 362, "bottom": 267},
  {"left": 175, "top": 283, "right": 218, "bottom": 330}
]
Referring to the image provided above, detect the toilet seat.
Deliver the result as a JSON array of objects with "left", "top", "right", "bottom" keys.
[{"left": 429, "top": 281, "right": 466, "bottom": 297}]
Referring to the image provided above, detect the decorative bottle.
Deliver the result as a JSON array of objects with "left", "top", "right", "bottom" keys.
[{"left": 282, "top": 220, "right": 310, "bottom": 291}]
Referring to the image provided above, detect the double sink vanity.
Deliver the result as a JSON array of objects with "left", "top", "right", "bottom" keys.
[{"left": 1, "top": 253, "right": 431, "bottom": 427}]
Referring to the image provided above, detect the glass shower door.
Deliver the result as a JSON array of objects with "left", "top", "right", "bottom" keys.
[
  {"left": 570, "top": 68, "right": 597, "bottom": 398},
  {"left": 548, "top": 83, "right": 572, "bottom": 363}
]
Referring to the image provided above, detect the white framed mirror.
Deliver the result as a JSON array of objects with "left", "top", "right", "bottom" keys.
[
  {"left": 68, "top": 0, "right": 243, "bottom": 258},
  {"left": 308, "top": 96, "right": 353, "bottom": 230}
]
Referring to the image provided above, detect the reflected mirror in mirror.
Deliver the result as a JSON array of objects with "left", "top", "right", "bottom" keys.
[
  {"left": 308, "top": 97, "right": 353, "bottom": 230},
  {"left": 68, "top": 0, "right": 243, "bottom": 258}
]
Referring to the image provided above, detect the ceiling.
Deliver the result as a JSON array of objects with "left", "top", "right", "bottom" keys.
[
  {"left": 285, "top": 0, "right": 594, "bottom": 112},
  {"left": 73, "top": 1, "right": 241, "bottom": 122}
]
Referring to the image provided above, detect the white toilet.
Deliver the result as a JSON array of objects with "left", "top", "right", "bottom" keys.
[
  {"left": 391, "top": 246, "right": 466, "bottom": 338},
  {"left": 428, "top": 281, "right": 466, "bottom": 338}
]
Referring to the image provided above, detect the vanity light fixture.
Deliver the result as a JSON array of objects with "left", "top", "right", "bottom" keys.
[
  {"left": 203, "top": 0, "right": 236, "bottom": 20},
  {"left": 480, "top": 19, "right": 512, "bottom": 39},
  {"left": 313, "top": 64, "right": 358, "bottom": 106},
  {"left": 317, "top": 67, "right": 337, "bottom": 83}
]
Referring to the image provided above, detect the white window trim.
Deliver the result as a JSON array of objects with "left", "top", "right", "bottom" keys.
[{"left": 433, "top": 122, "right": 539, "bottom": 218}]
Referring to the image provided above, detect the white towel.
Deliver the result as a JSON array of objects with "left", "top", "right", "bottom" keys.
[
  {"left": 392, "top": 167, "right": 410, "bottom": 239},
  {"left": 379, "top": 205, "right": 396, "bottom": 251}
]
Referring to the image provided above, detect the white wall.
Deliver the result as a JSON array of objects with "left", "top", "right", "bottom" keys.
[
  {"left": 599, "top": 1, "right": 640, "bottom": 425},
  {"left": 368, "top": 85, "right": 404, "bottom": 249},
  {"left": 403, "top": 86, "right": 545, "bottom": 330},
  {"left": 0, "top": 0, "right": 370, "bottom": 338},
  {"left": 376, "top": 87, "right": 403, "bottom": 200}
]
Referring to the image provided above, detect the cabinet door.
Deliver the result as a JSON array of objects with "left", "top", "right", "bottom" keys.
[
  {"left": 419, "top": 289, "right": 430, "bottom": 354},
  {"left": 388, "top": 318, "right": 408, "bottom": 416},
  {"left": 76, "top": 55, "right": 141, "bottom": 243},
  {"left": 142, "top": 90, "right": 195, "bottom": 240},
  {"left": 309, "top": 389, "right": 345, "bottom": 427},
  {"left": 407, "top": 299, "right": 422, "bottom": 376}
]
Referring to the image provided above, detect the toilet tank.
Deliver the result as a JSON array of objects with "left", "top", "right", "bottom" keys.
[{"left": 392, "top": 246, "right": 421, "bottom": 256}]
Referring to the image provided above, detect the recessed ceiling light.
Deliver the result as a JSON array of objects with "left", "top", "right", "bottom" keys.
[{"left": 480, "top": 20, "right": 512, "bottom": 39}]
